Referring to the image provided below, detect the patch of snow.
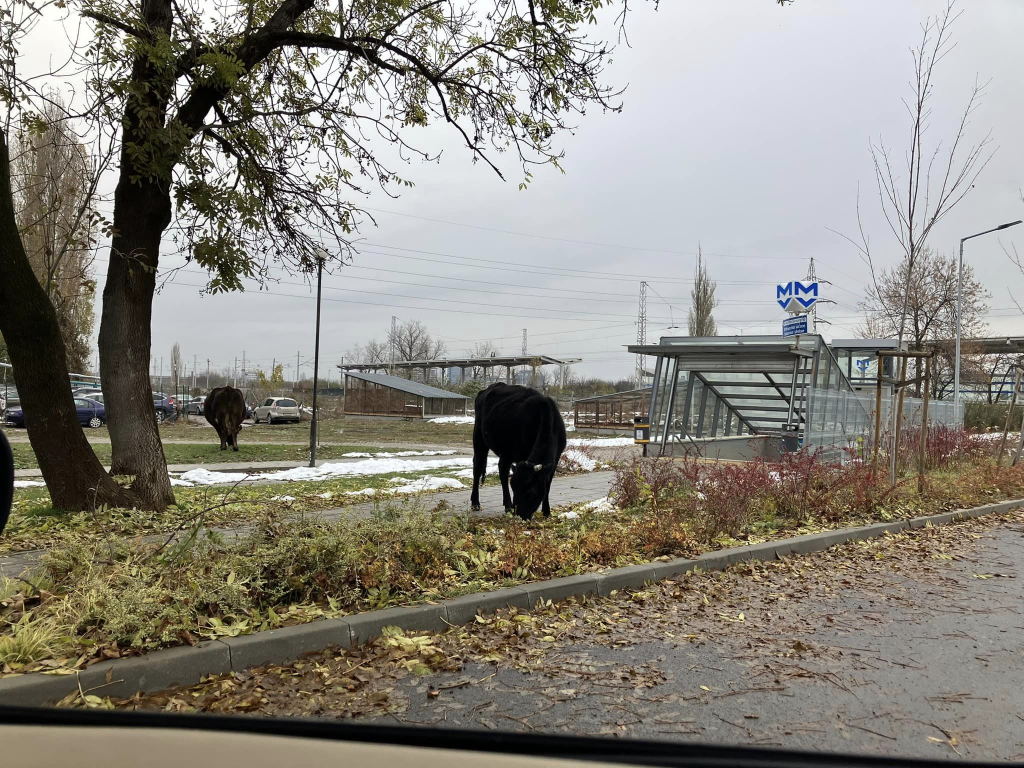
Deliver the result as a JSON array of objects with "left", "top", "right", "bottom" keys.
[
  {"left": 560, "top": 448, "right": 597, "bottom": 472},
  {"left": 318, "top": 492, "right": 333, "bottom": 499},
  {"left": 268, "top": 456, "right": 480, "bottom": 483},
  {"left": 343, "top": 475, "right": 467, "bottom": 499},
  {"left": 270, "top": 495, "right": 296, "bottom": 502},
  {"left": 447, "top": 457, "right": 504, "bottom": 480},
  {"left": 178, "top": 468, "right": 254, "bottom": 485},
  {"left": 169, "top": 477, "right": 194, "bottom": 487},
  {"left": 390, "top": 476, "right": 466, "bottom": 494},
  {"left": 13, "top": 480, "right": 46, "bottom": 488},
  {"left": 342, "top": 450, "right": 457, "bottom": 458},
  {"left": 567, "top": 437, "right": 634, "bottom": 447},
  {"left": 579, "top": 496, "right": 616, "bottom": 514},
  {"left": 428, "top": 416, "right": 475, "bottom": 424},
  {"left": 558, "top": 510, "right": 580, "bottom": 520}
]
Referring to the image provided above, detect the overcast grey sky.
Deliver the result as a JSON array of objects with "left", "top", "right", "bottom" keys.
[{"left": 79, "top": 0, "right": 1024, "bottom": 381}]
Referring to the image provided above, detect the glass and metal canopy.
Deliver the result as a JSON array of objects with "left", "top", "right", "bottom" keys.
[{"left": 626, "top": 335, "right": 874, "bottom": 457}]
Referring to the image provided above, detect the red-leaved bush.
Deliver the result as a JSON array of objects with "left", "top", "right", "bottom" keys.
[{"left": 610, "top": 426, "right": 991, "bottom": 544}]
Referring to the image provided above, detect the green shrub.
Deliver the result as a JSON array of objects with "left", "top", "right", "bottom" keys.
[{"left": 965, "top": 401, "right": 1023, "bottom": 431}]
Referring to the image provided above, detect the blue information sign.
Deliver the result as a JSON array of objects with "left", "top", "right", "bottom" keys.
[
  {"left": 782, "top": 314, "right": 808, "bottom": 337},
  {"left": 777, "top": 281, "right": 819, "bottom": 312}
]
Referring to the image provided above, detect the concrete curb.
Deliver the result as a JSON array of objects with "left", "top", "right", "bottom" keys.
[{"left": 2, "top": 497, "right": 1020, "bottom": 706}]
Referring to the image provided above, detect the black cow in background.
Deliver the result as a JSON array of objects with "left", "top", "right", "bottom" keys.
[
  {"left": 470, "top": 382, "right": 567, "bottom": 520},
  {"left": 204, "top": 386, "right": 246, "bottom": 452},
  {"left": 0, "top": 429, "right": 12, "bottom": 536}
]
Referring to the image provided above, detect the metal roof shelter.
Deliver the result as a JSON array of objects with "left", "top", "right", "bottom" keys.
[
  {"left": 343, "top": 371, "right": 468, "bottom": 420},
  {"left": 627, "top": 335, "right": 875, "bottom": 459},
  {"left": 574, "top": 388, "right": 651, "bottom": 433},
  {"left": 339, "top": 355, "right": 581, "bottom": 388}
]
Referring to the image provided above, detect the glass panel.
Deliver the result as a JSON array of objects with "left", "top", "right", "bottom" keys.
[
  {"left": 687, "top": 379, "right": 703, "bottom": 434},
  {"left": 649, "top": 358, "right": 677, "bottom": 445}
]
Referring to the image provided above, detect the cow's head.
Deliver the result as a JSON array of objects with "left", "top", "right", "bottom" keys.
[{"left": 510, "top": 461, "right": 549, "bottom": 520}]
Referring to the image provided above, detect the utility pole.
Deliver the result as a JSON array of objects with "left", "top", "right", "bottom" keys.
[
  {"left": 389, "top": 315, "right": 397, "bottom": 374},
  {"left": 296, "top": 350, "right": 300, "bottom": 388},
  {"left": 309, "top": 255, "right": 324, "bottom": 467},
  {"left": 233, "top": 357, "right": 237, "bottom": 388},
  {"left": 192, "top": 354, "right": 197, "bottom": 391},
  {"left": 206, "top": 359, "right": 210, "bottom": 390},
  {"left": 522, "top": 329, "right": 527, "bottom": 355},
  {"left": 159, "top": 357, "right": 163, "bottom": 393},
  {"left": 635, "top": 281, "right": 647, "bottom": 389}
]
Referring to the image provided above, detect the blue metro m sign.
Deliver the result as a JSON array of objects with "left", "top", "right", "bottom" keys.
[{"left": 777, "top": 281, "right": 819, "bottom": 313}]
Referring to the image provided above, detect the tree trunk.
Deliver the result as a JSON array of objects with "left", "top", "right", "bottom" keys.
[
  {"left": 95, "top": 0, "right": 176, "bottom": 511},
  {"left": 0, "top": 133, "right": 137, "bottom": 511},
  {"left": 98, "top": 174, "right": 175, "bottom": 510}
]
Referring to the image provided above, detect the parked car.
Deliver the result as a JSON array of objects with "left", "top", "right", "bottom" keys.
[
  {"left": 1, "top": 388, "right": 18, "bottom": 414},
  {"left": 183, "top": 395, "right": 206, "bottom": 415},
  {"left": 5, "top": 396, "right": 106, "bottom": 429},
  {"left": 253, "top": 396, "right": 300, "bottom": 424},
  {"left": 152, "top": 393, "right": 178, "bottom": 424}
]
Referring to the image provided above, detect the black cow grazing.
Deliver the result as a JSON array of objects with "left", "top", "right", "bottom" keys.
[
  {"left": 470, "top": 382, "right": 567, "bottom": 520},
  {"left": 0, "top": 429, "right": 12, "bottom": 536},
  {"left": 204, "top": 386, "right": 246, "bottom": 452}
]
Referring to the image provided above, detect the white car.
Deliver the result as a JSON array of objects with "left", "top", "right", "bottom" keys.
[{"left": 253, "top": 397, "right": 300, "bottom": 424}]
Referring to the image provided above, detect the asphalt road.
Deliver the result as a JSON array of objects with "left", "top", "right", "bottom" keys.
[{"left": 118, "top": 509, "right": 1024, "bottom": 760}]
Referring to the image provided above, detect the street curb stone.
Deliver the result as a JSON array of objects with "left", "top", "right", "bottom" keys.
[
  {"left": 221, "top": 619, "right": 352, "bottom": 671},
  {"left": 595, "top": 564, "right": 658, "bottom": 596},
  {"left": 523, "top": 574, "right": 599, "bottom": 606},
  {"left": 344, "top": 603, "right": 450, "bottom": 646},
  {"left": 443, "top": 588, "right": 531, "bottom": 624},
  {"left": 2, "top": 496, "right": 1021, "bottom": 706}
]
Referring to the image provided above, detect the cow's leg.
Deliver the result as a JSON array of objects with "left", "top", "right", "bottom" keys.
[
  {"left": 218, "top": 426, "right": 227, "bottom": 451},
  {"left": 231, "top": 430, "right": 239, "bottom": 452},
  {"left": 498, "top": 456, "right": 513, "bottom": 513},
  {"left": 470, "top": 441, "right": 488, "bottom": 512},
  {"left": 542, "top": 469, "right": 555, "bottom": 517}
]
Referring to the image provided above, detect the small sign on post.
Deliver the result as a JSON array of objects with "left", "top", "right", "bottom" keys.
[
  {"left": 634, "top": 415, "right": 650, "bottom": 458},
  {"left": 782, "top": 314, "right": 808, "bottom": 337},
  {"left": 633, "top": 416, "right": 650, "bottom": 444}
]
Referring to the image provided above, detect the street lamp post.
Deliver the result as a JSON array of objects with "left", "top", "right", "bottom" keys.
[
  {"left": 955, "top": 220, "right": 1022, "bottom": 419},
  {"left": 309, "top": 252, "right": 326, "bottom": 468}
]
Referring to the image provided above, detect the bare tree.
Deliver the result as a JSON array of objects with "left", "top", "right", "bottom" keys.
[
  {"left": 468, "top": 340, "right": 500, "bottom": 379},
  {"left": 10, "top": 98, "right": 103, "bottom": 372},
  {"left": 861, "top": 247, "right": 988, "bottom": 396},
  {"left": 345, "top": 339, "right": 389, "bottom": 366},
  {"left": 836, "top": 2, "right": 993, "bottom": 347},
  {"left": 389, "top": 320, "right": 447, "bottom": 373},
  {"left": 831, "top": 1, "right": 992, "bottom": 483},
  {"left": 687, "top": 246, "right": 717, "bottom": 337}
]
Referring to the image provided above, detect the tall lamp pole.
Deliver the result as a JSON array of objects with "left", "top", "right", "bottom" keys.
[
  {"left": 955, "top": 220, "right": 1022, "bottom": 419},
  {"left": 309, "top": 251, "right": 326, "bottom": 468}
]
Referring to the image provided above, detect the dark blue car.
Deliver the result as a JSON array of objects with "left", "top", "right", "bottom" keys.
[{"left": 6, "top": 396, "right": 106, "bottom": 429}]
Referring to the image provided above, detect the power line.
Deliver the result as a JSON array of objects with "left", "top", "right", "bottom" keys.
[
  {"left": 359, "top": 209, "right": 810, "bottom": 261},
  {"left": 354, "top": 244, "right": 784, "bottom": 286}
]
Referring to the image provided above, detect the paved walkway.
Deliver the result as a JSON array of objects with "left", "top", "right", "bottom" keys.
[{"left": 0, "top": 471, "right": 615, "bottom": 578}]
